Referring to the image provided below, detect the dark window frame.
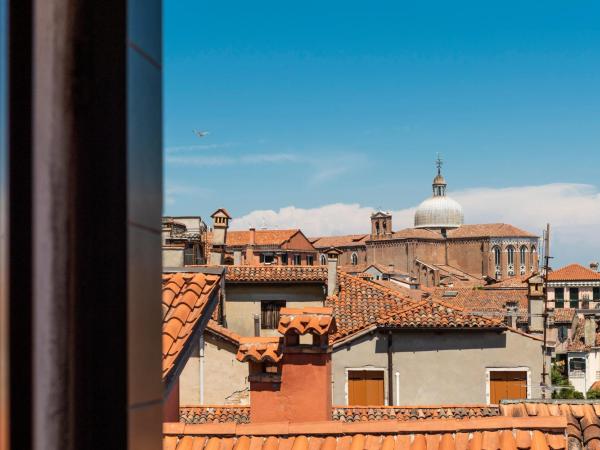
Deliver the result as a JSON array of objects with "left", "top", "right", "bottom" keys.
[{"left": 261, "top": 300, "right": 286, "bottom": 329}]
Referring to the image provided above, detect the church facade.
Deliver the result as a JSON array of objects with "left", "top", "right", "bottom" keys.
[{"left": 312, "top": 161, "right": 539, "bottom": 286}]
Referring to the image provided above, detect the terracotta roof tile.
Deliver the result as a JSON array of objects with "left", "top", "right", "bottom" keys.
[
  {"left": 376, "top": 299, "right": 503, "bottom": 330},
  {"left": 206, "top": 320, "right": 242, "bottom": 345},
  {"left": 390, "top": 228, "right": 445, "bottom": 240},
  {"left": 226, "top": 230, "right": 302, "bottom": 247},
  {"left": 236, "top": 337, "right": 283, "bottom": 363},
  {"left": 278, "top": 307, "right": 335, "bottom": 336},
  {"left": 163, "top": 417, "right": 566, "bottom": 450},
  {"left": 162, "top": 272, "right": 221, "bottom": 382},
  {"left": 553, "top": 309, "right": 576, "bottom": 324},
  {"left": 310, "top": 235, "right": 369, "bottom": 249},
  {"left": 548, "top": 264, "right": 600, "bottom": 282},
  {"left": 428, "top": 288, "right": 529, "bottom": 324},
  {"left": 226, "top": 266, "right": 328, "bottom": 283},
  {"left": 332, "top": 406, "right": 500, "bottom": 423},
  {"left": 181, "top": 406, "right": 251, "bottom": 424},
  {"left": 447, "top": 224, "right": 537, "bottom": 239},
  {"left": 565, "top": 317, "right": 600, "bottom": 352}
]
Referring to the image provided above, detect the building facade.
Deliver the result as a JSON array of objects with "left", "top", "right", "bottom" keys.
[{"left": 547, "top": 263, "right": 600, "bottom": 310}]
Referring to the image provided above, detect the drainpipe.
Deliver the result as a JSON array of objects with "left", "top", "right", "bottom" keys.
[
  {"left": 395, "top": 372, "right": 400, "bottom": 406},
  {"left": 387, "top": 331, "right": 393, "bottom": 406},
  {"left": 199, "top": 335, "right": 205, "bottom": 404}
]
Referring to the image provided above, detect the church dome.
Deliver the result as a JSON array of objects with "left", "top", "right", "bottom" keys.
[
  {"left": 414, "top": 156, "right": 464, "bottom": 229},
  {"left": 414, "top": 196, "right": 464, "bottom": 229}
]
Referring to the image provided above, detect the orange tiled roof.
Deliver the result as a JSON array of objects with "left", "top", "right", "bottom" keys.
[
  {"left": 548, "top": 264, "right": 600, "bottom": 282},
  {"left": 206, "top": 320, "right": 242, "bottom": 345},
  {"left": 226, "top": 229, "right": 301, "bottom": 247},
  {"left": 500, "top": 401, "right": 600, "bottom": 448},
  {"left": 327, "top": 272, "right": 416, "bottom": 341},
  {"left": 236, "top": 337, "right": 283, "bottom": 363},
  {"left": 553, "top": 309, "right": 576, "bottom": 324},
  {"left": 180, "top": 405, "right": 500, "bottom": 425},
  {"left": 225, "top": 265, "right": 328, "bottom": 283},
  {"left": 486, "top": 275, "right": 531, "bottom": 289},
  {"left": 429, "top": 288, "right": 529, "bottom": 324},
  {"left": 162, "top": 272, "right": 221, "bottom": 383},
  {"left": 565, "top": 317, "right": 600, "bottom": 352},
  {"left": 180, "top": 406, "right": 250, "bottom": 424},
  {"left": 377, "top": 299, "right": 504, "bottom": 329},
  {"left": 163, "top": 416, "right": 566, "bottom": 450},
  {"left": 310, "top": 234, "right": 369, "bottom": 248},
  {"left": 277, "top": 307, "right": 335, "bottom": 336},
  {"left": 333, "top": 405, "right": 500, "bottom": 422},
  {"left": 447, "top": 224, "right": 537, "bottom": 239},
  {"left": 390, "top": 228, "right": 445, "bottom": 240}
]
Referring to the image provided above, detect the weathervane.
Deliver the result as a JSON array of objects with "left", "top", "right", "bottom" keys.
[{"left": 435, "top": 153, "right": 443, "bottom": 175}]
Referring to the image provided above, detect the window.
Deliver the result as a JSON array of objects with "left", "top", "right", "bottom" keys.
[
  {"left": 281, "top": 253, "right": 288, "bottom": 265},
  {"left": 351, "top": 252, "right": 358, "bottom": 265},
  {"left": 507, "top": 246, "right": 514, "bottom": 265},
  {"left": 594, "top": 287, "right": 600, "bottom": 301},
  {"left": 570, "top": 288, "right": 579, "bottom": 309},
  {"left": 558, "top": 326, "right": 568, "bottom": 343},
  {"left": 293, "top": 254, "right": 302, "bottom": 265},
  {"left": 320, "top": 254, "right": 327, "bottom": 265},
  {"left": 261, "top": 301, "right": 286, "bottom": 329},
  {"left": 493, "top": 246, "right": 501, "bottom": 270},
  {"left": 260, "top": 253, "right": 275, "bottom": 264},
  {"left": 519, "top": 246, "right": 527, "bottom": 274},
  {"left": 307, "top": 255, "right": 314, "bottom": 266},
  {"left": 348, "top": 370, "right": 384, "bottom": 406},
  {"left": 555, "top": 288, "right": 564, "bottom": 308}
]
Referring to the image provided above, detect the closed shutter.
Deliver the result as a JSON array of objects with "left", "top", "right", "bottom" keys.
[
  {"left": 490, "top": 371, "right": 527, "bottom": 404},
  {"left": 348, "top": 370, "right": 384, "bottom": 406}
]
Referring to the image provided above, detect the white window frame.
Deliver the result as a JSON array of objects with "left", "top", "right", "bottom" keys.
[
  {"left": 485, "top": 367, "right": 531, "bottom": 405},
  {"left": 344, "top": 367, "right": 388, "bottom": 406}
]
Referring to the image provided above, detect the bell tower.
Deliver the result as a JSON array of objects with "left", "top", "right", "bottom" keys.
[{"left": 370, "top": 211, "right": 392, "bottom": 239}]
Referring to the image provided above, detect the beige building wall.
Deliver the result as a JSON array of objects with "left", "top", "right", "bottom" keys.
[
  {"left": 179, "top": 332, "right": 250, "bottom": 406},
  {"left": 162, "top": 247, "right": 184, "bottom": 267},
  {"left": 332, "top": 329, "right": 544, "bottom": 405},
  {"left": 225, "top": 284, "right": 325, "bottom": 337}
]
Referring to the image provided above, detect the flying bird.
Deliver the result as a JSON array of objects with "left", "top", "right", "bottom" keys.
[{"left": 193, "top": 130, "right": 210, "bottom": 138}]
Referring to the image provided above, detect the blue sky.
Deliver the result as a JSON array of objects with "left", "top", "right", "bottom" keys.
[{"left": 164, "top": 1, "right": 600, "bottom": 266}]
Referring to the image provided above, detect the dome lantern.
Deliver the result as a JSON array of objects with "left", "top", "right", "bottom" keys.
[{"left": 414, "top": 155, "right": 464, "bottom": 229}]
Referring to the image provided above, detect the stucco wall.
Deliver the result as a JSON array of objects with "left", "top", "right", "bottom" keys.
[
  {"left": 332, "top": 329, "right": 544, "bottom": 405},
  {"left": 179, "top": 332, "right": 250, "bottom": 405},
  {"left": 225, "top": 284, "right": 325, "bottom": 337},
  {"left": 162, "top": 247, "right": 184, "bottom": 267}
]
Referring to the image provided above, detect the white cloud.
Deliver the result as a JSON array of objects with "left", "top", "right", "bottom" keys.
[{"left": 231, "top": 183, "right": 600, "bottom": 266}]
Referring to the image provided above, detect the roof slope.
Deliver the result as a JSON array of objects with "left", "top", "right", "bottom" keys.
[
  {"left": 377, "top": 299, "right": 503, "bottom": 329},
  {"left": 162, "top": 272, "right": 221, "bottom": 383},
  {"left": 448, "top": 224, "right": 537, "bottom": 239},
  {"left": 429, "top": 288, "right": 529, "bottom": 323},
  {"left": 226, "top": 229, "right": 301, "bottom": 247},
  {"left": 548, "top": 264, "right": 600, "bottom": 282},
  {"left": 328, "top": 273, "right": 504, "bottom": 342},
  {"left": 501, "top": 401, "right": 600, "bottom": 449},
  {"left": 225, "top": 265, "right": 328, "bottom": 283},
  {"left": 311, "top": 234, "right": 369, "bottom": 248},
  {"left": 163, "top": 417, "right": 566, "bottom": 450}
]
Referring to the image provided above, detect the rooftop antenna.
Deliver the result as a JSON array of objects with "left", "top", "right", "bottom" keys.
[{"left": 435, "top": 153, "right": 443, "bottom": 175}]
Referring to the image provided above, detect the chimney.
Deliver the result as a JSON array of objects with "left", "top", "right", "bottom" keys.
[
  {"left": 209, "top": 208, "right": 231, "bottom": 265},
  {"left": 325, "top": 247, "right": 342, "bottom": 296},
  {"left": 591, "top": 262, "right": 599, "bottom": 272},
  {"left": 584, "top": 315, "right": 597, "bottom": 347},
  {"left": 505, "top": 301, "right": 518, "bottom": 328},
  {"left": 246, "top": 227, "right": 256, "bottom": 264},
  {"left": 237, "top": 307, "right": 335, "bottom": 423},
  {"left": 527, "top": 274, "right": 545, "bottom": 333},
  {"left": 233, "top": 250, "right": 242, "bottom": 265}
]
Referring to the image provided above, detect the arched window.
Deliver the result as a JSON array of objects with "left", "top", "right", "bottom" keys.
[
  {"left": 530, "top": 245, "right": 537, "bottom": 270},
  {"left": 520, "top": 245, "right": 528, "bottom": 274},
  {"left": 351, "top": 252, "right": 358, "bottom": 265},
  {"left": 507, "top": 246, "right": 515, "bottom": 276},
  {"left": 320, "top": 254, "right": 327, "bottom": 265},
  {"left": 493, "top": 246, "right": 501, "bottom": 267},
  {"left": 493, "top": 246, "right": 501, "bottom": 278}
]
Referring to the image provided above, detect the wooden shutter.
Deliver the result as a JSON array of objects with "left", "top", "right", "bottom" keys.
[
  {"left": 348, "top": 370, "right": 384, "bottom": 406},
  {"left": 490, "top": 371, "right": 527, "bottom": 404}
]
